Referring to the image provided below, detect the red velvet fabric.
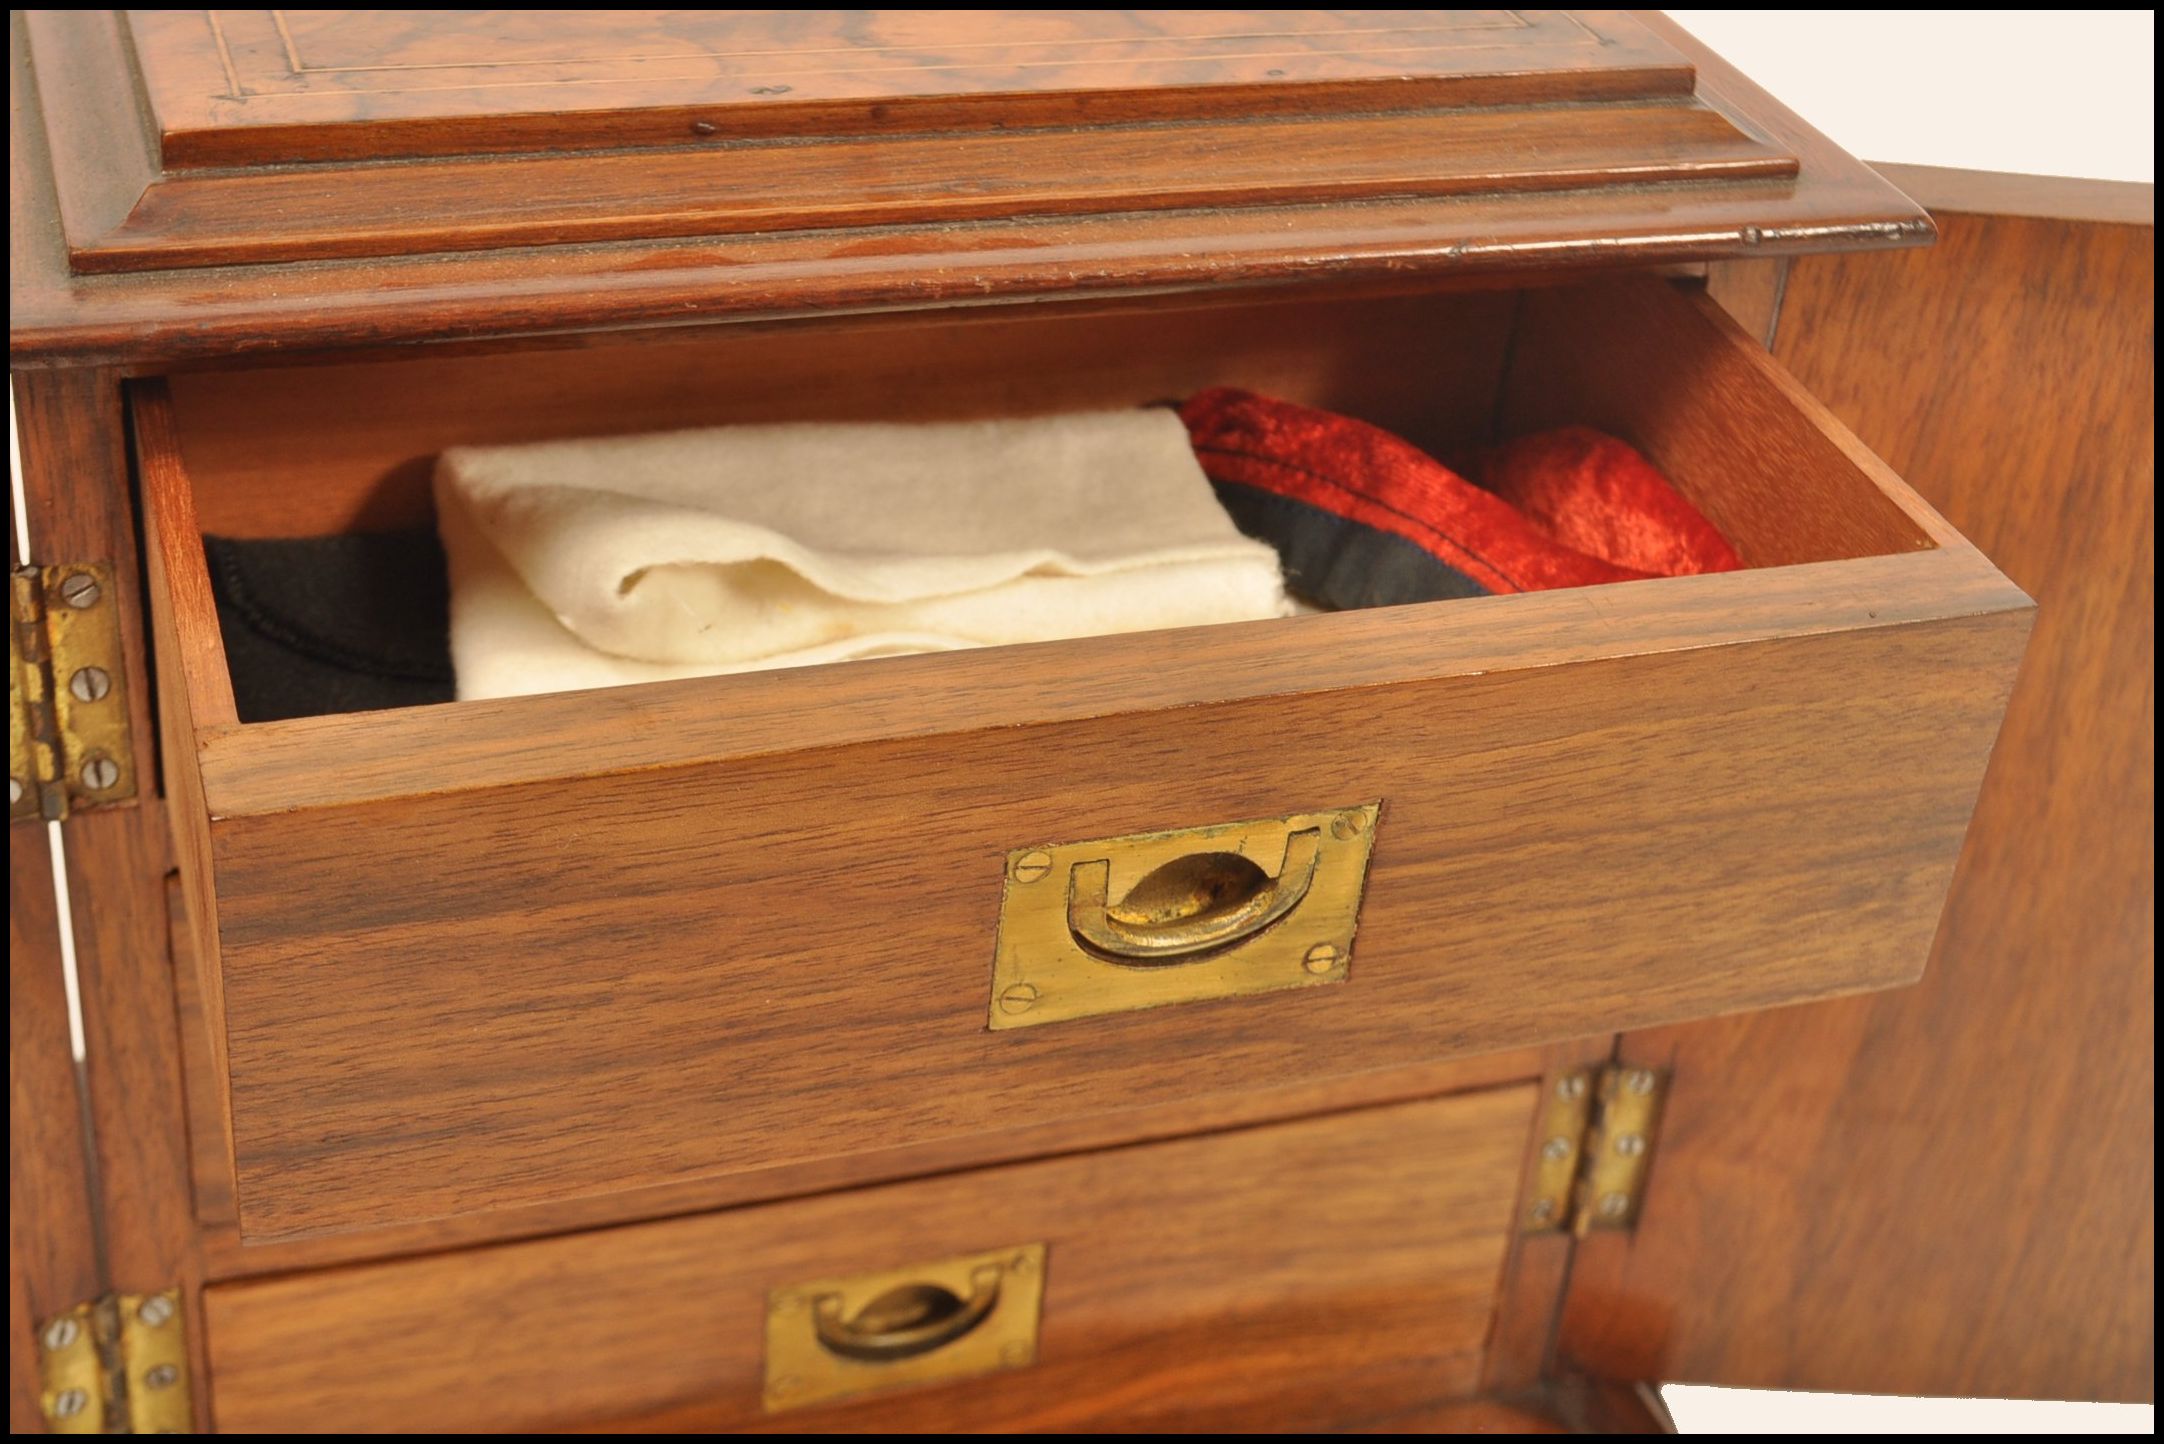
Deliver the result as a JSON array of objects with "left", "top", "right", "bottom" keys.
[
  {"left": 1478, "top": 426, "right": 1743, "bottom": 577},
  {"left": 1180, "top": 387, "right": 1741, "bottom": 595}
]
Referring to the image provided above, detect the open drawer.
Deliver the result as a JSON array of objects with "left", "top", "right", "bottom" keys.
[{"left": 138, "top": 275, "right": 2031, "bottom": 1246}]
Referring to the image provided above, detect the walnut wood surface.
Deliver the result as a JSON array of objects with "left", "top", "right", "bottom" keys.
[
  {"left": 1500, "top": 279, "right": 1937, "bottom": 562},
  {"left": 171, "top": 783, "right": 1561, "bottom": 1284},
  {"left": 8, "top": 664, "right": 100, "bottom": 1433},
  {"left": 167, "top": 287, "right": 1518, "bottom": 540},
  {"left": 190, "top": 615, "right": 2027, "bottom": 1244},
  {"left": 20, "top": 11, "right": 1786, "bottom": 272},
  {"left": 158, "top": 279, "right": 1988, "bottom": 801},
  {"left": 11, "top": 368, "right": 212, "bottom": 1429},
  {"left": 1565, "top": 169, "right": 2156, "bottom": 1404},
  {"left": 0, "top": 9, "right": 2100, "bottom": 1428},
  {"left": 86, "top": 100, "right": 1791, "bottom": 273},
  {"left": 204, "top": 1090, "right": 1530, "bottom": 1433},
  {"left": 136, "top": 278, "right": 2031, "bottom": 1244},
  {"left": 72, "top": 103, "right": 1794, "bottom": 272},
  {"left": 1855, "top": 162, "right": 2156, "bottom": 225},
  {"left": 129, "top": 10, "right": 1696, "bottom": 163},
  {"left": 10, "top": 12, "right": 1931, "bottom": 367}
]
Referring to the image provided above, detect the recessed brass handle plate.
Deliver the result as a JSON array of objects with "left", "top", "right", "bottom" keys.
[
  {"left": 764, "top": 1243, "right": 1046, "bottom": 1413},
  {"left": 989, "top": 803, "right": 1381, "bottom": 1030}
]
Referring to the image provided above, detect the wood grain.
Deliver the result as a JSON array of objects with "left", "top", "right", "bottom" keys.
[
  {"left": 128, "top": 10, "right": 1695, "bottom": 163},
  {"left": 182, "top": 616, "right": 2021, "bottom": 1243},
  {"left": 30, "top": 10, "right": 1782, "bottom": 271},
  {"left": 13, "top": 10, "right": 155, "bottom": 260},
  {"left": 9, "top": 738, "right": 100, "bottom": 1434},
  {"left": 167, "top": 286, "right": 1518, "bottom": 540},
  {"left": 1699, "top": 257, "right": 1788, "bottom": 351},
  {"left": 1499, "top": 281, "right": 1947, "bottom": 561},
  {"left": 157, "top": 278, "right": 1990, "bottom": 808},
  {"left": 77, "top": 102, "right": 1795, "bottom": 273},
  {"left": 205, "top": 1090, "right": 1531, "bottom": 1433},
  {"left": 11, "top": 12, "right": 1930, "bottom": 368},
  {"left": 165, "top": 876, "right": 234, "bottom": 1252},
  {"left": 138, "top": 382, "right": 239, "bottom": 1282},
  {"left": 1563, "top": 171, "right": 2156, "bottom": 1404},
  {"left": 160, "top": 805, "right": 1561, "bottom": 1283},
  {"left": 1860, "top": 162, "right": 2155, "bottom": 226},
  {"left": 198, "top": 1050, "right": 1551, "bottom": 1283},
  {"left": 12, "top": 367, "right": 211, "bottom": 1427},
  {"left": 133, "top": 276, "right": 2032, "bottom": 1243}
]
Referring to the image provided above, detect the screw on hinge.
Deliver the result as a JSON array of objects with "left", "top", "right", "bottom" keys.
[
  {"left": 55, "top": 572, "right": 101, "bottom": 609},
  {"left": 68, "top": 665, "right": 111, "bottom": 702}
]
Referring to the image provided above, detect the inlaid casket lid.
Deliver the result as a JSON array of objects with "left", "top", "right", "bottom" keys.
[{"left": 11, "top": 11, "right": 1928, "bottom": 361}]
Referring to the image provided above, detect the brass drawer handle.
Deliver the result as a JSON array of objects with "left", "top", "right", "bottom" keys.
[
  {"left": 1066, "top": 827, "right": 1323, "bottom": 964},
  {"left": 990, "top": 806, "right": 1378, "bottom": 1028},
  {"left": 766, "top": 1245, "right": 1044, "bottom": 1411},
  {"left": 811, "top": 1268, "right": 1002, "bottom": 1362}
]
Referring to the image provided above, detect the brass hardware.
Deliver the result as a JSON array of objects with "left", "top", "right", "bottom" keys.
[
  {"left": 1521, "top": 1069, "right": 1595, "bottom": 1233},
  {"left": 119, "top": 1289, "right": 193, "bottom": 1434},
  {"left": 39, "top": 1302, "right": 106, "bottom": 1434},
  {"left": 36, "top": 1288, "right": 192, "bottom": 1434},
  {"left": 9, "top": 597, "right": 41, "bottom": 823},
  {"left": 1576, "top": 1066, "right": 1668, "bottom": 1233},
  {"left": 764, "top": 1244, "right": 1045, "bottom": 1412},
  {"left": 1067, "top": 827, "right": 1321, "bottom": 962},
  {"left": 1520, "top": 1065, "right": 1667, "bottom": 1234},
  {"left": 988, "top": 804, "right": 1380, "bottom": 1030},
  {"left": 812, "top": 1273, "right": 1002, "bottom": 1361},
  {"left": 10, "top": 564, "right": 136, "bottom": 823}
]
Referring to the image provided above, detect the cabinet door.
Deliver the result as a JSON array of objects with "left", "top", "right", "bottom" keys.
[
  {"left": 9, "top": 533, "right": 102, "bottom": 1431},
  {"left": 1559, "top": 165, "right": 2154, "bottom": 1404}
]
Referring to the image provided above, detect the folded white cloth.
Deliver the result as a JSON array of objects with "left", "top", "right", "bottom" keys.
[{"left": 435, "top": 409, "right": 1290, "bottom": 700}]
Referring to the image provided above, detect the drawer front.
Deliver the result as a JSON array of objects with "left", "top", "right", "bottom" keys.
[
  {"left": 140, "top": 278, "right": 2032, "bottom": 1243},
  {"left": 202, "top": 1089, "right": 1531, "bottom": 1433}
]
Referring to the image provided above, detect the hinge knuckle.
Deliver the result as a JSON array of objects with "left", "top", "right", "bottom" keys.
[
  {"left": 1520, "top": 1063, "right": 1669, "bottom": 1235},
  {"left": 34, "top": 1288, "right": 191, "bottom": 1434},
  {"left": 9, "top": 562, "right": 136, "bottom": 825}
]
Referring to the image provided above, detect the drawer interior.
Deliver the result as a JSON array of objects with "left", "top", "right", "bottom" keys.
[
  {"left": 153, "top": 275, "right": 1939, "bottom": 727},
  {"left": 138, "top": 276, "right": 2026, "bottom": 1249}
]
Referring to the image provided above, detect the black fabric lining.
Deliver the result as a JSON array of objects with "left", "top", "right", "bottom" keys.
[
  {"left": 1212, "top": 483, "right": 1490, "bottom": 610},
  {"left": 1191, "top": 440, "right": 1531, "bottom": 591},
  {"left": 206, "top": 531, "right": 454, "bottom": 722},
  {"left": 208, "top": 533, "right": 452, "bottom": 682},
  {"left": 205, "top": 488, "right": 1497, "bottom": 723}
]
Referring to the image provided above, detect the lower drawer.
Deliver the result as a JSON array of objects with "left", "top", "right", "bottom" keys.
[{"left": 202, "top": 1088, "right": 1530, "bottom": 1433}]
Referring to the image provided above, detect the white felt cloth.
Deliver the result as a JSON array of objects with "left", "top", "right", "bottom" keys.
[{"left": 435, "top": 409, "right": 1290, "bottom": 701}]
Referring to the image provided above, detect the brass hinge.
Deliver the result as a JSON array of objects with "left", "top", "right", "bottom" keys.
[
  {"left": 1521, "top": 1064, "right": 1669, "bottom": 1235},
  {"left": 10, "top": 563, "right": 136, "bottom": 824},
  {"left": 36, "top": 1289, "right": 192, "bottom": 1434}
]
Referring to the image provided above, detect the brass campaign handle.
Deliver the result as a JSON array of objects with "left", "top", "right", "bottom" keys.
[
  {"left": 811, "top": 1271, "right": 1002, "bottom": 1362},
  {"left": 1066, "top": 827, "right": 1323, "bottom": 964}
]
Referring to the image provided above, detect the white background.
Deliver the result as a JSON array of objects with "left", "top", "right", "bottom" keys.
[
  {"left": 1660, "top": 11, "right": 2151, "bottom": 1434},
  {"left": 8, "top": 9, "right": 2155, "bottom": 1438},
  {"left": 1669, "top": 9, "right": 2154, "bottom": 181}
]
